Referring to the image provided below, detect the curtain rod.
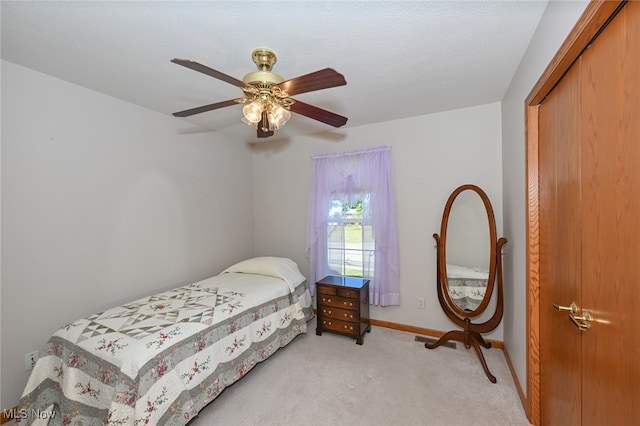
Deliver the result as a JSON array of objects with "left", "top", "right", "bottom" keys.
[{"left": 311, "top": 145, "right": 391, "bottom": 160}]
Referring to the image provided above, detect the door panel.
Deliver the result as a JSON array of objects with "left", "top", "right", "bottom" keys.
[
  {"left": 579, "top": 2, "right": 640, "bottom": 423},
  {"left": 538, "top": 61, "right": 582, "bottom": 426}
]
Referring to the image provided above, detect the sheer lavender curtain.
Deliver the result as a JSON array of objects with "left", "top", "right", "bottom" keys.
[{"left": 306, "top": 145, "right": 400, "bottom": 306}]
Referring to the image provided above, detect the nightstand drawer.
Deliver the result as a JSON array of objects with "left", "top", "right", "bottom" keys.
[
  {"left": 317, "top": 285, "right": 337, "bottom": 296},
  {"left": 319, "top": 306, "right": 359, "bottom": 322},
  {"left": 319, "top": 318, "right": 358, "bottom": 336},
  {"left": 319, "top": 295, "right": 358, "bottom": 310},
  {"left": 338, "top": 288, "right": 358, "bottom": 298}
]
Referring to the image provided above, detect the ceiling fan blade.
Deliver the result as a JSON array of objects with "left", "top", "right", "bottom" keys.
[
  {"left": 289, "top": 100, "right": 348, "bottom": 128},
  {"left": 171, "top": 58, "right": 247, "bottom": 88},
  {"left": 276, "top": 68, "right": 346, "bottom": 96},
  {"left": 173, "top": 99, "right": 239, "bottom": 117}
]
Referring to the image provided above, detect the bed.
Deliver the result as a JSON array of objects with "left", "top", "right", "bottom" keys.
[
  {"left": 18, "top": 257, "right": 313, "bottom": 425},
  {"left": 445, "top": 264, "right": 489, "bottom": 311}
]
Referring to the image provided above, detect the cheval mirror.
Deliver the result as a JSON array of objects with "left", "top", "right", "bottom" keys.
[{"left": 425, "top": 184, "right": 507, "bottom": 383}]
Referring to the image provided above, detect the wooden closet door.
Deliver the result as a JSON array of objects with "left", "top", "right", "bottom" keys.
[
  {"left": 538, "top": 59, "right": 582, "bottom": 426},
  {"left": 538, "top": 2, "right": 640, "bottom": 424},
  {"left": 579, "top": 1, "right": 640, "bottom": 423}
]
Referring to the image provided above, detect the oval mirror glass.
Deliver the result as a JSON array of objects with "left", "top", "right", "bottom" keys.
[{"left": 441, "top": 186, "right": 496, "bottom": 317}]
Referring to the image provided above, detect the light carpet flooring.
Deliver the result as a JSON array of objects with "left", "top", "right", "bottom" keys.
[{"left": 189, "top": 317, "right": 531, "bottom": 426}]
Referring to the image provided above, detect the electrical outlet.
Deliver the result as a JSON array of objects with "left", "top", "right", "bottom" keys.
[
  {"left": 417, "top": 297, "right": 425, "bottom": 309},
  {"left": 24, "top": 351, "right": 39, "bottom": 371}
]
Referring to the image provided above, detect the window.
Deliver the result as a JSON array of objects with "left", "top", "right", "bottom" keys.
[
  {"left": 326, "top": 197, "right": 375, "bottom": 277},
  {"left": 306, "top": 146, "right": 400, "bottom": 306}
]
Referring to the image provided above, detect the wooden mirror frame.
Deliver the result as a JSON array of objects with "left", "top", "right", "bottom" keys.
[{"left": 425, "top": 184, "right": 508, "bottom": 383}]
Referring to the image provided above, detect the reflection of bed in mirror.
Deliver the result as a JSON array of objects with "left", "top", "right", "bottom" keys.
[{"left": 446, "top": 264, "right": 489, "bottom": 311}]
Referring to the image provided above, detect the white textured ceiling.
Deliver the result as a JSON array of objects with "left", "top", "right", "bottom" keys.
[{"left": 1, "top": 1, "right": 549, "bottom": 143}]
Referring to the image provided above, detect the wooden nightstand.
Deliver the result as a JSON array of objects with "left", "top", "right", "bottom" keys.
[{"left": 315, "top": 275, "right": 371, "bottom": 345}]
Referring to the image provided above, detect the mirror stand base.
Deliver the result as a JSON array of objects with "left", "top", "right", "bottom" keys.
[{"left": 424, "top": 329, "right": 497, "bottom": 383}]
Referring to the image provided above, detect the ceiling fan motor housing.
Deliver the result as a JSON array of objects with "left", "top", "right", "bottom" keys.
[
  {"left": 242, "top": 71, "right": 284, "bottom": 85},
  {"left": 252, "top": 48, "right": 277, "bottom": 71},
  {"left": 242, "top": 48, "right": 284, "bottom": 84}
]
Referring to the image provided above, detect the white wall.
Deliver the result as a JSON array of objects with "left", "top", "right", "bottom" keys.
[
  {"left": 0, "top": 61, "right": 256, "bottom": 408},
  {"left": 252, "top": 102, "right": 503, "bottom": 335},
  {"left": 501, "top": 0, "right": 589, "bottom": 397}
]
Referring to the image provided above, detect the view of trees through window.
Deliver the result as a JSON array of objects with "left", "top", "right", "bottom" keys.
[{"left": 327, "top": 198, "right": 375, "bottom": 277}]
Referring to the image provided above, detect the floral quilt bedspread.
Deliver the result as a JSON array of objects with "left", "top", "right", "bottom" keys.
[
  {"left": 18, "top": 264, "right": 312, "bottom": 425},
  {"left": 447, "top": 277, "right": 487, "bottom": 311}
]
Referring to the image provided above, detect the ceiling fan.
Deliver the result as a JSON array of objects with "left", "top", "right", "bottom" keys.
[{"left": 171, "top": 48, "right": 348, "bottom": 138}]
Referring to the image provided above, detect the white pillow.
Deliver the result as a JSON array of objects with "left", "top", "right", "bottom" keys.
[{"left": 222, "top": 257, "right": 305, "bottom": 292}]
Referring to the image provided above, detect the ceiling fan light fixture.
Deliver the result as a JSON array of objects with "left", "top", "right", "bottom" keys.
[
  {"left": 242, "top": 100, "right": 264, "bottom": 124},
  {"left": 268, "top": 103, "right": 291, "bottom": 129},
  {"left": 242, "top": 100, "right": 291, "bottom": 131}
]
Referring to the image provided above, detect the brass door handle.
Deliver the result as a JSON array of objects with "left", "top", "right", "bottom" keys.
[
  {"left": 553, "top": 302, "right": 578, "bottom": 314},
  {"left": 553, "top": 301, "right": 592, "bottom": 331},
  {"left": 569, "top": 311, "right": 592, "bottom": 331}
]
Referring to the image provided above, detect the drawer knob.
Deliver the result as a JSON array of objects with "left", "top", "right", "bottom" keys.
[
  {"left": 323, "top": 309, "right": 332, "bottom": 315},
  {"left": 344, "top": 325, "right": 354, "bottom": 331},
  {"left": 344, "top": 313, "right": 353, "bottom": 319},
  {"left": 343, "top": 301, "right": 353, "bottom": 307},
  {"left": 323, "top": 320, "right": 332, "bottom": 326}
]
